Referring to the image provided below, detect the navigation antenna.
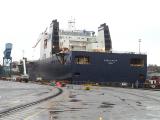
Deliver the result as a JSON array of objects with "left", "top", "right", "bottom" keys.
[{"left": 68, "top": 18, "right": 75, "bottom": 31}]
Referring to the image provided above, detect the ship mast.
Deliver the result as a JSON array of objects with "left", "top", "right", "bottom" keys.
[{"left": 68, "top": 18, "right": 75, "bottom": 31}]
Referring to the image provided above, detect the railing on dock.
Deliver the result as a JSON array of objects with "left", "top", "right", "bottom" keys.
[{"left": 69, "top": 81, "right": 160, "bottom": 89}]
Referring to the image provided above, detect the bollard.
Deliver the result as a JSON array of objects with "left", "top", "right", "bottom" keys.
[
  {"left": 85, "top": 86, "right": 90, "bottom": 90},
  {"left": 132, "top": 83, "right": 134, "bottom": 88}
]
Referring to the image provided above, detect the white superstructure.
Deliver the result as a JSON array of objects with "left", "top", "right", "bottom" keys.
[
  {"left": 59, "top": 30, "right": 97, "bottom": 51},
  {"left": 39, "top": 20, "right": 112, "bottom": 59}
]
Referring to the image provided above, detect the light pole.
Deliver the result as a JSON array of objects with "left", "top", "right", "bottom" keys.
[{"left": 138, "top": 39, "right": 141, "bottom": 54}]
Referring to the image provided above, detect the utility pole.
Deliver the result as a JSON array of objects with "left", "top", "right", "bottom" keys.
[
  {"left": 138, "top": 39, "right": 141, "bottom": 54},
  {"left": 22, "top": 50, "right": 24, "bottom": 58}
]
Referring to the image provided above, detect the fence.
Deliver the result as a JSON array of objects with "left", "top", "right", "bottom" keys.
[{"left": 69, "top": 80, "right": 159, "bottom": 89}]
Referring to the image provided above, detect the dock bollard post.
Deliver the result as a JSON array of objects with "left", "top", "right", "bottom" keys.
[{"left": 132, "top": 83, "right": 134, "bottom": 88}]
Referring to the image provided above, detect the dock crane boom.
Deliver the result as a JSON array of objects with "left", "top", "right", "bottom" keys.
[{"left": 32, "top": 28, "right": 48, "bottom": 48}]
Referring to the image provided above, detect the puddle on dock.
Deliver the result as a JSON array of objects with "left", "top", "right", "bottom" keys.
[
  {"left": 69, "top": 94, "right": 76, "bottom": 98},
  {"left": 69, "top": 99, "right": 81, "bottom": 102},
  {"left": 136, "top": 101, "right": 142, "bottom": 106},
  {"left": 49, "top": 108, "right": 88, "bottom": 120},
  {"left": 99, "top": 102, "right": 115, "bottom": 108}
]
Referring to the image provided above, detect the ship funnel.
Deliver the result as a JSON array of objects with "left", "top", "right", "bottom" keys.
[{"left": 68, "top": 18, "right": 75, "bottom": 31}]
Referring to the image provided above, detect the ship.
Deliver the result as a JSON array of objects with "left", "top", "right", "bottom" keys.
[{"left": 27, "top": 19, "right": 147, "bottom": 84}]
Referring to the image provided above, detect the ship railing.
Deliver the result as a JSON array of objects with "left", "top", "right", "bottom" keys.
[
  {"left": 66, "top": 50, "right": 147, "bottom": 55},
  {"left": 111, "top": 50, "right": 147, "bottom": 55},
  {"left": 67, "top": 81, "right": 158, "bottom": 89},
  {"left": 34, "top": 57, "right": 54, "bottom": 63},
  {"left": 59, "top": 30, "right": 95, "bottom": 37}
]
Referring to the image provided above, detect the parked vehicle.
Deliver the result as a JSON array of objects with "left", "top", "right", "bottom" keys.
[
  {"left": 145, "top": 76, "right": 160, "bottom": 88},
  {"left": 121, "top": 82, "right": 128, "bottom": 87}
]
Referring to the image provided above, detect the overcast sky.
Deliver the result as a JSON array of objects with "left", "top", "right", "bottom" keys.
[{"left": 0, "top": 0, "right": 160, "bottom": 65}]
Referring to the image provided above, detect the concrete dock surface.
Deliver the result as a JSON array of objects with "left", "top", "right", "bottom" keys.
[{"left": 1, "top": 81, "right": 160, "bottom": 120}]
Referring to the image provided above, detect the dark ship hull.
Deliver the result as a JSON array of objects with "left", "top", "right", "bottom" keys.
[{"left": 27, "top": 51, "right": 147, "bottom": 84}]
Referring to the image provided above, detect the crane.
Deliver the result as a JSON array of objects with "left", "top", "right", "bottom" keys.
[
  {"left": 32, "top": 28, "right": 48, "bottom": 48},
  {"left": 3, "top": 43, "right": 12, "bottom": 76}
]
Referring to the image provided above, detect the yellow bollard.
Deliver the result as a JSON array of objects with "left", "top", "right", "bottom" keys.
[
  {"left": 99, "top": 116, "right": 103, "bottom": 120},
  {"left": 85, "top": 86, "right": 90, "bottom": 90}
]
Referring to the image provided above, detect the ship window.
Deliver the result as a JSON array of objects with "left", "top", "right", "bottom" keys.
[
  {"left": 139, "top": 74, "right": 145, "bottom": 80},
  {"left": 74, "top": 56, "right": 90, "bottom": 64},
  {"left": 73, "top": 72, "right": 80, "bottom": 77},
  {"left": 130, "top": 58, "right": 144, "bottom": 67},
  {"left": 43, "top": 54, "right": 46, "bottom": 59},
  {"left": 74, "top": 72, "right": 80, "bottom": 76},
  {"left": 44, "top": 39, "right": 47, "bottom": 49}
]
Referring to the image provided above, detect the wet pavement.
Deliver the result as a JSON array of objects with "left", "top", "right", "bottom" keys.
[{"left": 1, "top": 82, "right": 160, "bottom": 120}]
